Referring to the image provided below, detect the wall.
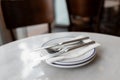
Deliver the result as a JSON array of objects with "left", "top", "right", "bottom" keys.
[{"left": 55, "top": 0, "right": 69, "bottom": 25}]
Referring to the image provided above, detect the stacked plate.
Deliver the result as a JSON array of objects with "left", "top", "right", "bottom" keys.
[{"left": 41, "top": 36, "right": 99, "bottom": 68}]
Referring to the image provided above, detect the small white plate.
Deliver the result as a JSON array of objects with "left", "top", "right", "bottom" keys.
[
  {"left": 42, "top": 36, "right": 96, "bottom": 68},
  {"left": 46, "top": 55, "right": 96, "bottom": 68}
]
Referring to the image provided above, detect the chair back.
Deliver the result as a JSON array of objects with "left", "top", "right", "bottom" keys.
[
  {"left": 1, "top": 0, "right": 54, "bottom": 29},
  {"left": 66, "top": 0, "right": 104, "bottom": 17},
  {"left": 66, "top": 0, "right": 104, "bottom": 32}
]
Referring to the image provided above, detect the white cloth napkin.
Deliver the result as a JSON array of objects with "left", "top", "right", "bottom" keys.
[{"left": 47, "top": 39, "right": 100, "bottom": 63}]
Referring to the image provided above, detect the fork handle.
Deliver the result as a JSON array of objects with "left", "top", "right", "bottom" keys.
[
  {"left": 68, "top": 41, "right": 96, "bottom": 51},
  {"left": 60, "top": 37, "right": 89, "bottom": 45}
]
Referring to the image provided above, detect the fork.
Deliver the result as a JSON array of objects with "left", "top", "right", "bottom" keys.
[
  {"left": 39, "top": 40, "right": 95, "bottom": 60},
  {"left": 33, "top": 36, "right": 89, "bottom": 53}
]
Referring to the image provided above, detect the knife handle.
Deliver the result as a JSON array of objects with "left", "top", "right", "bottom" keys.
[
  {"left": 68, "top": 41, "right": 96, "bottom": 51},
  {"left": 60, "top": 37, "right": 89, "bottom": 45}
]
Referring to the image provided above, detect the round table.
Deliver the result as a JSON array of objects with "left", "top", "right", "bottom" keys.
[{"left": 0, "top": 32, "right": 120, "bottom": 80}]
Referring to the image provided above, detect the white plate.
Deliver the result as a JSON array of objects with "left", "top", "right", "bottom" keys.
[
  {"left": 46, "top": 55, "right": 96, "bottom": 68},
  {"left": 42, "top": 36, "right": 96, "bottom": 68}
]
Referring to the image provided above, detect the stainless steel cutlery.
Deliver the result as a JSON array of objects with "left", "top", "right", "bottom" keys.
[{"left": 33, "top": 36, "right": 97, "bottom": 60}]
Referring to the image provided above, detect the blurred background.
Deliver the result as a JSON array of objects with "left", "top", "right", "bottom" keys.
[{"left": 0, "top": 0, "right": 120, "bottom": 45}]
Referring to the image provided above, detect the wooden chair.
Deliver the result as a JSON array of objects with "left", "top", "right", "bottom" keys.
[
  {"left": 100, "top": 0, "right": 120, "bottom": 36},
  {"left": 1, "top": 0, "right": 54, "bottom": 40},
  {"left": 66, "top": 0, "right": 104, "bottom": 32}
]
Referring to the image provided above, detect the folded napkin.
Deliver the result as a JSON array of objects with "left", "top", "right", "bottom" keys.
[{"left": 47, "top": 39, "right": 100, "bottom": 63}]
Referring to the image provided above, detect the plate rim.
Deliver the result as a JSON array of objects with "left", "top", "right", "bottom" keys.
[{"left": 46, "top": 55, "right": 96, "bottom": 68}]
